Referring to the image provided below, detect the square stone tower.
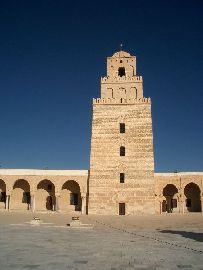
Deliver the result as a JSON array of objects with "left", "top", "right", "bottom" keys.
[{"left": 88, "top": 50, "right": 155, "bottom": 215}]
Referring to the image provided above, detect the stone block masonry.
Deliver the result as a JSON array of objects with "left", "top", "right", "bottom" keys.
[{"left": 88, "top": 50, "right": 155, "bottom": 215}]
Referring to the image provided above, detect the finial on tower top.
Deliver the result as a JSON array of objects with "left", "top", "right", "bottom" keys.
[{"left": 120, "top": 43, "right": 123, "bottom": 51}]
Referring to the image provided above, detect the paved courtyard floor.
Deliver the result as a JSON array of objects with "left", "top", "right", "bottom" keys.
[{"left": 0, "top": 212, "right": 202, "bottom": 269}]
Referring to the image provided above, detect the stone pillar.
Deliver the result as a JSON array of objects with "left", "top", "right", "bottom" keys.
[
  {"left": 201, "top": 196, "right": 203, "bottom": 214},
  {"left": 30, "top": 194, "right": 35, "bottom": 212},
  {"left": 179, "top": 189, "right": 185, "bottom": 214},
  {"left": 55, "top": 194, "right": 60, "bottom": 212},
  {"left": 6, "top": 195, "right": 10, "bottom": 210},
  {"left": 159, "top": 200, "right": 162, "bottom": 214},
  {"left": 158, "top": 195, "right": 163, "bottom": 214},
  {"left": 81, "top": 193, "right": 87, "bottom": 215},
  {"left": 178, "top": 199, "right": 182, "bottom": 213},
  {"left": 182, "top": 198, "right": 185, "bottom": 214}
]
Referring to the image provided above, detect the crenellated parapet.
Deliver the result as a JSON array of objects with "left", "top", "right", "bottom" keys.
[
  {"left": 93, "top": 97, "right": 151, "bottom": 105},
  {"left": 101, "top": 75, "right": 142, "bottom": 83}
]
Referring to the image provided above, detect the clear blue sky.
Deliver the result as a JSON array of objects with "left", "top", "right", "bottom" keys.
[{"left": 0, "top": 0, "right": 202, "bottom": 172}]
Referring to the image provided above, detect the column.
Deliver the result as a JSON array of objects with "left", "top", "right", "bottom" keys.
[
  {"left": 158, "top": 195, "right": 162, "bottom": 214},
  {"left": 55, "top": 195, "right": 60, "bottom": 211},
  {"left": 179, "top": 188, "right": 185, "bottom": 214},
  {"left": 6, "top": 195, "right": 10, "bottom": 210},
  {"left": 81, "top": 193, "right": 87, "bottom": 215},
  {"left": 159, "top": 200, "right": 162, "bottom": 214},
  {"left": 201, "top": 196, "right": 203, "bottom": 214},
  {"left": 182, "top": 197, "right": 185, "bottom": 214},
  {"left": 30, "top": 194, "right": 35, "bottom": 212}
]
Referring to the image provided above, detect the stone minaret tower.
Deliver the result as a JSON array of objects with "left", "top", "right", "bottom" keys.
[{"left": 88, "top": 50, "right": 155, "bottom": 215}]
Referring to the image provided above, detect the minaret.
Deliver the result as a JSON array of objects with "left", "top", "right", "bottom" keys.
[{"left": 88, "top": 50, "right": 155, "bottom": 215}]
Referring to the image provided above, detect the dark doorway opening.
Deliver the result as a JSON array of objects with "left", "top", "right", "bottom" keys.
[
  {"left": 46, "top": 196, "right": 53, "bottom": 210},
  {"left": 118, "top": 67, "right": 125, "bottom": 77},
  {"left": 119, "top": 203, "right": 125, "bottom": 215},
  {"left": 184, "top": 183, "right": 201, "bottom": 212}
]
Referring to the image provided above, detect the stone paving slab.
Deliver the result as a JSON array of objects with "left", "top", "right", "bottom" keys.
[{"left": 0, "top": 213, "right": 202, "bottom": 269}]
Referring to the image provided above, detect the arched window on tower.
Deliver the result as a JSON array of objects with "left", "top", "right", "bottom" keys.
[{"left": 118, "top": 67, "right": 125, "bottom": 77}]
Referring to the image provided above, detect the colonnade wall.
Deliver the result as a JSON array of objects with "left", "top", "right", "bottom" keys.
[
  {"left": 0, "top": 169, "right": 88, "bottom": 214},
  {"left": 155, "top": 173, "right": 203, "bottom": 214},
  {"left": 1, "top": 170, "right": 203, "bottom": 215}
]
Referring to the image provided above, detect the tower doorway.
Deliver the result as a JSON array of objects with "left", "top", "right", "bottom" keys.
[{"left": 119, "top": 203, "right": 125, "bottom": 215}]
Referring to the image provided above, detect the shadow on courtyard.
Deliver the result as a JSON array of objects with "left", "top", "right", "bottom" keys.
[{"left": 159, "top": 230, "right": 203, "bottom": 242}]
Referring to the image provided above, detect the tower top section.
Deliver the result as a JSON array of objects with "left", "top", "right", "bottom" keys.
[
  {"left": 112, "top": 50, "right": 131, "bottom": 58},
  {"left": 106, "top": 50, "right": 136, "bottom": 78},
  {"left": 97, "top": 50, "right": 145, "bottom": 103}
]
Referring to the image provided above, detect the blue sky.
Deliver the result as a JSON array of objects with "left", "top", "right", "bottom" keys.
[{"left": 0, "top": 0, "right": 202, "bottom": 172}]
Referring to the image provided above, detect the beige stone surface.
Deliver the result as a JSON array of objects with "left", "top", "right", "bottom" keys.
[
  {"left": 0, "top": 212, "right": 202, "bottom": 270},
  {"left": 0, "top": 170, "right": 88, "bottom": 213},
  {"left": 89, "top": 51, "right": 155, "bottom": 215},
  {"left": 101, "top": 50, "right": 143, "bottom": 100},
  {"left": 155, "top": 172, "right": 203, "bottom": 214}
]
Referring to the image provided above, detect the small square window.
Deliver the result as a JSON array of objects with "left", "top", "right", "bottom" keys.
[{"left": 120, "top": 173, "right": 125, "bottom": 183}]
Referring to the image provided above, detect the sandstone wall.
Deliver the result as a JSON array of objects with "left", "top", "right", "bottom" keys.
[{"left": 88, "top": 101, "right": 155, "bottom": 215}]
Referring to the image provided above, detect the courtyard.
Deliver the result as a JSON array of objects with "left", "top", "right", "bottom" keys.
[{"left": 0, "top": 212, "right": 202, "bottom": 269}]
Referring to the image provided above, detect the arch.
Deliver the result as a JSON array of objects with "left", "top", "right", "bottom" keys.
[
  {"left": 130, "top": 65, "right": 135, "bottom": 76},
  {"left": 11, "top": 179, "right": 30, "bottom": 210},
  {"left": 162, "top": 184, "right": 178, "bottom": 213},
  {"left": 35, "top": 180, "right": 55, "bottom": 211},
  {"left": 118, "top": 87, "right": 126, "bottom": 98},
  {"left": 184, "top": 182, "right": 201, "bottom": 212},
  {"left": 0, "top": 180, "right": 6, "bottom": 209},
  {"left": 129, "top": 87, "right": 137, "bottom": 99},
  {"left": 107, "top": 87, "right": 113, "bottom": 98},
  {"left": 59, "top": 180, "right": 81, "bottom": 212}
]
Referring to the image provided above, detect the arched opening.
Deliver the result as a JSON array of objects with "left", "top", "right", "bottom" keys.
[
  {"left": 36, "top": 180, "right": 55, "bottom": 211},
  {"left": 129, "top": 87, "right": 137, "bottom": 99},
  {"left": 118, "top": 67, "right": 125, "bottom": 77},
  {"left": 118, "top": 87, "right": 126, "bottom": 99},
  {"left": 60, "top": 180, "right": 81, "bottom": 212},
  {"left": 184, "top": 183, "right": 201, "bottom": 212},
  {"left": 11, "top": 179, "right": 30, "bottom": 210},
  {"left": 0, "top": 180, "right": 6, "bottom": 209},
  {"left": 130, "top": 65, "right": 135, "bottom": 76},
  {"left": 162, "top": 184, "right": 178, "bottom": 213}
]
